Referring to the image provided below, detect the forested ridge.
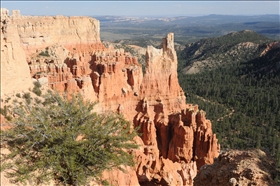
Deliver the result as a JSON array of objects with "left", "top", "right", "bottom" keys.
[
  {"left": 177, "top": 31, "right": 280, "bottom": 170},
  {"left": 180, "top": 30, "right": 274, "bottom": 74}
]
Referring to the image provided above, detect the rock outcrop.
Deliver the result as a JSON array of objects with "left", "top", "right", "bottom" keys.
[
  {"left": 194, "top": 149, "right": 278, "bottom": 186},
  {"left": 0, "top": 9, "right": 220, "bottom": 186},
  {"left": 1, "top": 8, "right": 33, "bottom": 97},
  {"left": 181, "top": 30, "right": 272, "bottom": 74},
  {"left": 133, "top": 33, "right": 220, "bottom": 185},
  {"left": 7, "top": 13, "right": 104, "bottom": 56}
]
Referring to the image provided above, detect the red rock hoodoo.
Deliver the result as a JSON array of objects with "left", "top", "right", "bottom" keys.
[{"left": 1, "top": 9, "right": 220, "bottom": 186}]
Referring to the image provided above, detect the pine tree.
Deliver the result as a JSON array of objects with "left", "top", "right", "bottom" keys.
[{"left": 1, "top": 91, "right": 139, "bottom": 185}]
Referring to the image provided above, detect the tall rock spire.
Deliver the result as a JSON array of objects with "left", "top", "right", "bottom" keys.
[{"left": 141, "top": 33, "right": 185, "bottom": 113}]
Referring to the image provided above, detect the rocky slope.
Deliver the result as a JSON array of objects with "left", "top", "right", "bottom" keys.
[
  {"left": 251, "top": 41, "right": 280, "bottom": 75},
  {"left": 179, "top": 30, "right": 274, "bottom": 74},
  {"left": 194, "top": 149, "right": 279, "bottom": 186},
  {"left": 1, "top": 9, "right": 220, "bottom": 185}
]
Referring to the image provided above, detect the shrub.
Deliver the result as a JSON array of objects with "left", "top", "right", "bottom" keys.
[
  {"left": 38, "top": 51, "right": 50, "bottom": 57},
  {"left": 0, "top": 105, "right": 12, "bottom": 121},
  {"left": 38, "top": 48, "right": 50, "bottom": 57},
  {"left": 32, "top": 81, "right": 42, "bottom": 96},
  {"left": 32, "top": 86, "right": 42, "bottom": 96},
  {"left": 4, "top": 97, "right": 11, "bottom": 103},
  {"left": 0, "top": 106, "right": 8, "bottom": 117},
  {"left": 22, "top": 92, "right": 32, "bottom": 104},
  {"left": 34, "top": 97, "right": 41, "bottom": 104},
  {"left": 33, "top": 81, "right": 41, "bottom": 88},
  {"left": 22, "top": 92, "right": 31, "bottom": 100},
  {"left": 1, "top": 91, "right": 138, "bottom": 185}
]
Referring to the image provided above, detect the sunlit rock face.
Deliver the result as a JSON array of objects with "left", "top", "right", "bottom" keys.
[
  {"left": 0, "top": 9, "right": 220, "bottom": 186},
  {"left": 1, "top": 8, "right": 33, "bottom": 97},
  {"left": 133, "top": 33, "right": 219, "bottom": 186}
]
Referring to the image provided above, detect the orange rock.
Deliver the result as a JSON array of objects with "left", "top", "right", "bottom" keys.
[
  {"left": 102, "top": 166, "right": 140, "bottom": 186},
  {"left": 0, "top": 9, "right": 220, "bottom": 186},
  {"left": 0, "top": 114, "right": 12, "bottom": 131}
]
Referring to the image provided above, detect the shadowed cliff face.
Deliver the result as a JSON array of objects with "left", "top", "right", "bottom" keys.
[{"left": 0, "top": 9, "right": 220, "bottom": 186}]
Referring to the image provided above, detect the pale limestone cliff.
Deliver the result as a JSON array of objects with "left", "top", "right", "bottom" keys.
[
  {"left": 9, "top": 14, "right": 103, "bottom": 56},
  {"left": 1, "top": 8, "right": 33, "bottom": 97}
]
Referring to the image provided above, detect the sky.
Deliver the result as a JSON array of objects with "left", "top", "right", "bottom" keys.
[{"left": 1, "top": 1, "right": 279, "bottom": 17}]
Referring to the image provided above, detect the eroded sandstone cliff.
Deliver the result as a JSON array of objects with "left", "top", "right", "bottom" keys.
[{"left": 0, "top": 9, "right": 220, "bottom": 186}]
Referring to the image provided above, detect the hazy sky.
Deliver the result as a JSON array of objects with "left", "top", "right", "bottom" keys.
[{"left": 1, "top": 1, "right": 279, "bottom": 17}]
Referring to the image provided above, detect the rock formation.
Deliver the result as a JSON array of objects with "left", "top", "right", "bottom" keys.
[
  {"left": 1, "top": 8, "right": 33, "bottom": 97},
  {"left": 0, "top": 9, "right": 220, "bottom": 186},
  {"left": 194, "top": 149, "right": 278, "bottom": 186},
  {"left": 6, "top": 12, "right": 104, "bottom": 56}
]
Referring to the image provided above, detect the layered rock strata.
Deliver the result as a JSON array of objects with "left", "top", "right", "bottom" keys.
[{"left": 1, "top": 9, "right": 220, "bottom": 186}]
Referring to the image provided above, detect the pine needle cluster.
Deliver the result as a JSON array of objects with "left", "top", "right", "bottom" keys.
[{"left": 1, "top": 91, "right": 139, "bottom": 185}]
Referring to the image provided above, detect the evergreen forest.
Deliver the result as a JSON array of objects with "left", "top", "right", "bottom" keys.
[{"left": 177, "top": 34, "right": 280, "bottom": 169}]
